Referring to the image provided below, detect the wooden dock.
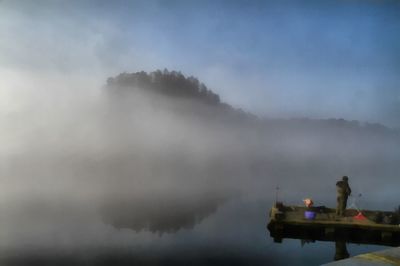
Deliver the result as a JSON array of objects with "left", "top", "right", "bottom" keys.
[{"left": 268, "top": 202, "right": 400, "bottom": 246}]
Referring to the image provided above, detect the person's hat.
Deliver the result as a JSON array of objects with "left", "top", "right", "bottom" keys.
[{"left": 342, "top": 176, "right": 349, "bottom": 181}]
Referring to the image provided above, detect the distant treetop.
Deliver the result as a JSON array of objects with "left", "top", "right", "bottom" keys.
[{"left": 107, "top": 69, "right": 221, "bottom": 106}]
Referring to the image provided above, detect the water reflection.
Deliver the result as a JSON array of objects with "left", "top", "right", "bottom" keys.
[
  {"left": 268, "top": 218, "right": 400, "bottom": 262},
  {"left": 100, "top": 195, "right": 227, "bottom": 233},
  {"left": 334, "top": 241, "right": 349, "bottom": 261}
]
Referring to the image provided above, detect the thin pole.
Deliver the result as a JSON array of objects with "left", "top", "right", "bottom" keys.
[{"left": 275, "top": 186, "right": 280, "bottom": 203}]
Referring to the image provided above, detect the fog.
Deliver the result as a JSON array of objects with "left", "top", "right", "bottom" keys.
[
  {"left": 1, "top": 71, "right": 400, "bottom": 264},
  {"left": 2, "top": 0, "right": 400, "bottom": 128},
  {"left": 1, "top": 0, "right": 399, "bottom": 264}
]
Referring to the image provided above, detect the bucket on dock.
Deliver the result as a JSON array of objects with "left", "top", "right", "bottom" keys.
[{"left": 304, "top": 210, "right": 316, "bottom": 220}]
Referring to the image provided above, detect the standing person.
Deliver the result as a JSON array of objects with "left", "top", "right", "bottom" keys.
[{"left": 336, "top": 176, "right": 351, "bottom": 217}]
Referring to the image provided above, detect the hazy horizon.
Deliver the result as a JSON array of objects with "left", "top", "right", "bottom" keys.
[
  {"left": 1, "top": 0, "right": 400, "bottom": 127},
  {"left": 1, "top": 1, "right": 399, "bottom": 265}
]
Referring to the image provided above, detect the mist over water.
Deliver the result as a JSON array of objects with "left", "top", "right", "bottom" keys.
[
  {"left": 1, "top": 0, "right": 399, "bottom": 264},
  {"left": 1, "top": 72, "right": 400, "bottom": 265}
]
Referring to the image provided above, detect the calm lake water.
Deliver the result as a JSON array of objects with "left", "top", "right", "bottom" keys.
[
  {"left": 2, "top": 113, "right": 399, "bottom": 265},
  {"left": 0, "top": 189, "right": 395, "bottom": 266}
]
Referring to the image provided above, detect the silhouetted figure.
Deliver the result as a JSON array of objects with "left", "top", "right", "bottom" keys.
[{"left": 336, "top": 176, "right": 351, "bottom": 216}]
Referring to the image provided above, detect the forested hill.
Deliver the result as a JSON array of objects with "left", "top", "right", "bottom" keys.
[
  {"left": 106, "top": 70, "right": 399, "bottom": 137},
  {"left": 107, "top": 69, "right": 223, "bottom": 106}
]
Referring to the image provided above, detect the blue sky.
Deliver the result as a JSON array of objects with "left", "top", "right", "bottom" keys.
[{"left": 1, "top": 0, "right": 399, "bottom": 127}]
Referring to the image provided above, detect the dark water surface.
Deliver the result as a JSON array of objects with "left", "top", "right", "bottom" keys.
[
  {"left": 2, "top": 149, "right": 399, "bottom": 266},
  {"left": 0, "top": 192, "right": 395, "bottom": 266}
]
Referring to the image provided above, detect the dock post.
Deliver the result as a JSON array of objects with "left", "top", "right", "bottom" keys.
[
  {"left": 381, "top": 231, "right": 392, "bottom": 242},
  {"left": 325, "top": 227, "right": 335, "bottom": 239},
  {"left": 273, "top": 223, "right": 284, "bottom": 243}
]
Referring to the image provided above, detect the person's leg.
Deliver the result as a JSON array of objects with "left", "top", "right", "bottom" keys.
[
  {"left": 339, "top": 197, "right": 345, "bottom": 216},
  {"left": 336, "top": 197, "right": 340, "bottom": 215}
]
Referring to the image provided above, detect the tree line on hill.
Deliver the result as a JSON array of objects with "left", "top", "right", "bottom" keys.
[{"left": 106, "top": 69, "right": 399, "bottom": 137}]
